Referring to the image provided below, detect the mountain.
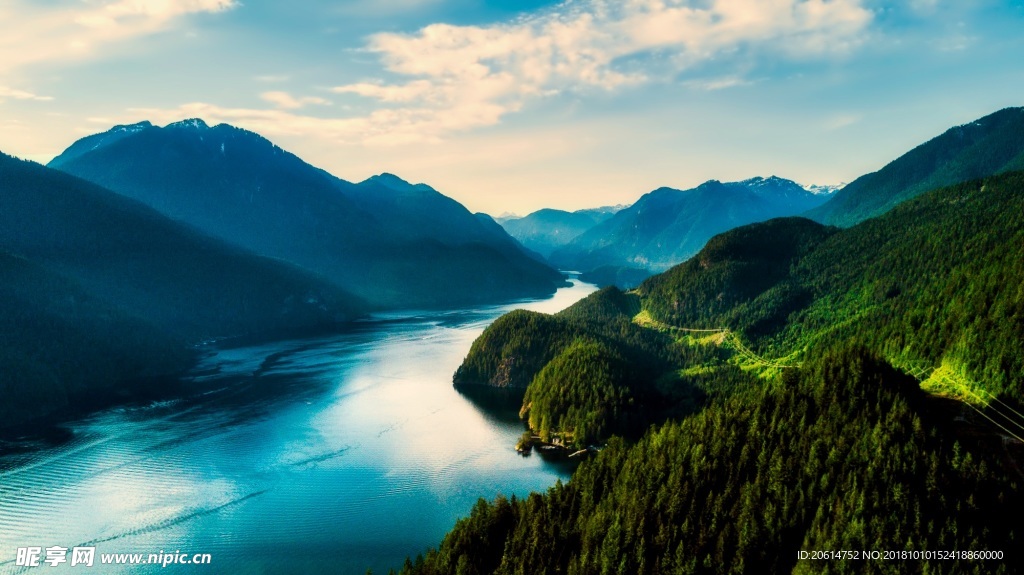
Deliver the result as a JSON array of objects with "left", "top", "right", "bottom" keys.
[
  {"left": 497, "top": 207, "right": 620, "bottom": 258},
  {"left": 407, "top": 170, "right": 1024, "bottom": 574},
  {"left": 473, "top": 170, "right": 1024, "bottom": 443},
  {"left": 49, "top": 120, "right": 565, "bottom": 309},
  {"left": 350, "top": 173, "right": 546, "bottom": 263},
  {"left": 0, "top": 248, "right": 190, "bottom": 428},
  {"left": 493, "top": 205, "right": 625, "bottom": 225},
  {"left": 803, "top": 183, "right": 845, "bottom": 195},
  {"left": 807, "top": 106, "right": 1024, "bottom": 226},
  {"left": 0, "top": 152, "right": 364, "bottom": 427},
  {"left": 548, "top": 176, "right": 834, "bottom": 283}
]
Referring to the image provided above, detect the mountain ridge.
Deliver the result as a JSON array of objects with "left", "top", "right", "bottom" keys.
[
  {"left": 0, "top": 151, "right": 366, "bottom": 428},
  {"left": 497, "top": 206, "right": 620, "bottom": 259},
  {"left": 806, "top": 106, "right": 1024, "bottom": 226},
  {"left": 49, "top": 119, "right": 566, "bottom": 309},
  {"left": 408, "top": 169, "right": 1024, "bottom": 575},
  {"left": 548, "top": 175, "right": 833, "bottom": 283}
]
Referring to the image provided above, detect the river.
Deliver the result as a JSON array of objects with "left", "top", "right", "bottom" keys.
[{"left": 0, "top": 278, "right": 597, "bottom": 574}]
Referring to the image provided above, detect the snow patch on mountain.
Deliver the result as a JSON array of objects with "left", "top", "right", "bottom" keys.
[{"left": 801, "top": 183, "right": 844, "bottom": 195}]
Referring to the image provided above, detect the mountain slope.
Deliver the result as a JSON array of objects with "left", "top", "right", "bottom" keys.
[
  {"left": 414, "top": 171, "right": 1024, "bottom": 574},
  {"left": 0, "top": 250, "right": 189, "bottom": 428},
  {"left": 454, "top": 288, "right": 752, "bottom": 446},
  {"left": 1, "top": 153, "right": 363, "bottom": 340},
  {"left": 1, "top": 153, "right": 369, "bottom": 427},
  {"left": 351, "top": 174, "right": 520, "bottom": 250},
  {"left": 350, "top": 173, "right": 549, "bottom": 266},
  {"left": 498, "top": 207, "right": 619, "bottom": 258},
  {"left": 549, "top": 176, "right": 833, "bottom": 280},
  {"left": 462, "top": 170, "right": 1024, "bottom": 445},
  {"left": 641, "top": 171, "right": 1024, "bottom": 401},
  {"left": 407, "top": 347, "right": 1022, "bottom": 575},
  {"left": 806, "top": 106, "right": 1024, "bottom": 226},
  {"left": 49, "top": 121, "right": 564, "bottom": 308}
]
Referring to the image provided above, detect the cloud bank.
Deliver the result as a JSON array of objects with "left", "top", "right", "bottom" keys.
[
  {"left": 326, "top": 0, "right": 874, "bottom": 143},
  {"left": 60, "top": 0, "right": 874, "bottom": 146},
  {"left": 0, "top": 0, "right": 236, "bottom": 74}
]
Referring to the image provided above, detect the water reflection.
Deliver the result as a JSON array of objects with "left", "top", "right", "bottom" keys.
[{"left": 0, "top": 278, "right": 596, "bottom": 574}]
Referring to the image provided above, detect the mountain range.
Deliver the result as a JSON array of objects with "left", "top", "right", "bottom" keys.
[
  {"left": 0, "top": 119, "right": 571, "bottom": 428},
  {"left": 6, "top": 105, "right": 1024, "bottom": 443},
  {"left": 423, "top": 159, "right": 1024, "bottom": 575},
  {"left": 49, "top": 119, "right": 565, "bottom": 309},
  {"left": 0, "top": 153, "right": 364, "bottom": 427},
  {"left": 806, "top": 106, "right": 1024, "bottom": 226},
  {"left": 546, "top": 176, "right": 834, "bottom": 284},
  {"left": 493, "top": 106, "right": 1024, "bottom": 291},
  {"left": 496, "top": 206, "right": 624, "bottom": 258}
]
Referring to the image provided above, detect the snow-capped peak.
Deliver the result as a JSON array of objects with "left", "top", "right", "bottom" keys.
[
  {"left": 165, "top": 118, "right": 209, "bottom": 130},
  {"left": 110, "top": 121, "right": 152, "bottom": 134},
  {"left": 801, "top": 183, "right": 844, "bottom": 195},
  {"left": 740, "top": 175, "right": 796, "bottom": 187}
]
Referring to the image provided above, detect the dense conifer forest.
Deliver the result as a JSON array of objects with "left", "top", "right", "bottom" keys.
[
  {"left": 806, "top": 107, "right": 1024, "bottom": 226},
  {"left": 404, "top": 171, "right": 1024, "bottom": 574},
  {"left": 0, "top": 152, "right": 363, "bottom": 427}
]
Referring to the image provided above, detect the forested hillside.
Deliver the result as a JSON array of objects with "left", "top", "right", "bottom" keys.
[
  {"left": 0, "top": 152, "right": 364, "bottom": 428},
  {"left": 806, "top": 106, "right": 1024, "bottom": 226},
  {"left": 641, "top": 171, "right": 1024, "bottom": 403},
  {"left": 0, "top": 153, "right": 363, "bottom": 339},
  {"left": 409, "top": 171, "right": 1024, "bottom": 574},
  {"left": 49, "top": 120, "right": 565, "bottom": 309},
  {"left": 0, "top": 251, "right": 190, "bottom": 428},
  {"left": 498, "top": 208, "right": 618, "bottom": 258},
  {"left": 406, "top": 348, "right": 1022, "bottom": 575},
  {"left": 549, "top": 176, "right": 832, "bottom": 284},
  {"left": 456, "top": 287, "right": 758, "bottom": 447}
]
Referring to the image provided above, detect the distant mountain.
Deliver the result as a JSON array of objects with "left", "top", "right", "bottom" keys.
[
  {"left": 498, "top": 207, "right": 620, "bottom": 258},
  {"left": 50, "top": 120, "right": 154, "bottom": 164},
  {"left": 350, "top": 173, "right": 544, "bottom": 262},
  {"left": 2, "top": 152, "right": 363, "bottom": 337},
  {"left": 472, "top": 212, "right": 549, "bottom": 263},
  {"left": 807, "top": 107, "right": 1024, "bottom": 226},
  {"left": 803, "top": 183, "right": 845, "bottom": 196},
  {"left": 49, "top": 120, "right": 565, "bottom": 309},
  {"left": 0, "top": 152, "right": 364, "bottom": 427},
  {"left": 549, "top": 176, "right": 834, "bottom": 281},
  {"left": 417, "top": 171, "right": 1024, "bottom": 575}
]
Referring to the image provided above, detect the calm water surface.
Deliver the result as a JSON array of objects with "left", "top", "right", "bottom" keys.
[{"left": 0, "top": 279, "right": 597, "bottom": 574}]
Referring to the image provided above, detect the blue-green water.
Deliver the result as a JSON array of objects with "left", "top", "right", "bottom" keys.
[{"left": 0, "top": 279, "right": 597, "bottom": 574}]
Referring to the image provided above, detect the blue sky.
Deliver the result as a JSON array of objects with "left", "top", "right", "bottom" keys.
[{"left": 1, "top": 0, "right": 1023, "bottom": 215}]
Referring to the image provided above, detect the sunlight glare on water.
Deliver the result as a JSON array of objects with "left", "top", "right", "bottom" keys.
[{"left": 0, "top": 278, "right": 597, "bottom": 575}]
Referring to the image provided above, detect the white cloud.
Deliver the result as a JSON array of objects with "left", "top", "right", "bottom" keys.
[
  {"left": 126, "top": 102, "right": 408, "bottom": 146},
  {"left": 0, "top": 0, "right": 236, "bottom": 74},
  {"left": 682, "top": 75, "right": 755, "bottom": 91},
  {"left": 105, "top": 0, "right": 874, "bottom": 148},
  {"left": 0, "top": 86, "right": 54, "bottom": 102},
  {"left": 260, "top": 91, "right": 332, "bottom": 110},
  {"left": 326, "top": 0, "right": 874, "bottom": 143},
  {"left": 74, "top": 0, "right": 235, "bottom": 27},
  {"left": 823, "top": 113, "right": 862, "bottom": 130}
]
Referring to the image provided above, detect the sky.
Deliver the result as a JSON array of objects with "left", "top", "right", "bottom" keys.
[{"left": 1, "top": 0, "right": 1023, "bottom": 215}]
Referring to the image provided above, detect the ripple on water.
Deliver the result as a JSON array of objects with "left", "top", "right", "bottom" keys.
[{"left": 0, "top": 279, "right": 597, "bottom": 574}]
